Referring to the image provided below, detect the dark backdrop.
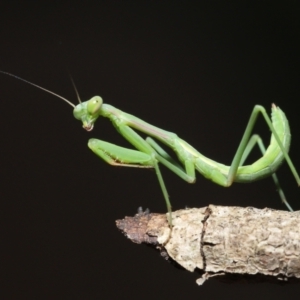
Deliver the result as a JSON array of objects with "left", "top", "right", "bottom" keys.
[{"left": 1, "top": 2, "right": 300, "bottom": 299}]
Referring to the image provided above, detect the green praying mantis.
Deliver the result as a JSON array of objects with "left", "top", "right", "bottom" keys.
[{"left": 1, "top": 70, "right": 300, "bottom": 224}]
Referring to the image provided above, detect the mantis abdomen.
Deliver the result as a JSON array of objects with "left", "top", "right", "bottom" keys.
[{"left": 193, "top": 105, "right": 291, "bottom": 185}]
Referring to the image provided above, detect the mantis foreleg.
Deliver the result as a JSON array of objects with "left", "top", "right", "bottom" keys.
[{"left": 88, "top": 125, "right": 173, "bottom": 224}]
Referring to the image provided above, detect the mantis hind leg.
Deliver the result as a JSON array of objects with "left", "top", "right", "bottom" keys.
[
  {"left": 227, "top": 105, "right": 300, "bottom": 210},
  {"left": 88, "top": 138, "right": 154, "bottom": 167},
  {"left": 89, "top": 137, "right": 173, "bottom": 224},
  {"left": 240, "top": 134, "right": 292, "bottom": 211}
]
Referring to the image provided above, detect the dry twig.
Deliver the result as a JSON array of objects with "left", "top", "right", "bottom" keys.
[{"left": 116, "top": 205, "right": 300, "bottom": 285}]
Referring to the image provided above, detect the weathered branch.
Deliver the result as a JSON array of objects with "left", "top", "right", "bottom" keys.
[{"left": 116, "top": 205, "right": 300, "bottom": 285}]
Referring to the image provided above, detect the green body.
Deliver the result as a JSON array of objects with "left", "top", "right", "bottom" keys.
[
  {"left": 74, "top": 99, "right": 291, "bottom": 184},
  {"left": 1, "top": 70, "right": 298, "bottom": 225},
  {"left": 73, "top": 96, "right": 299, "bottom": 220}
]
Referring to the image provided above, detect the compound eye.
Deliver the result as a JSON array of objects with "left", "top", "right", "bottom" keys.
[{"left": 87, "top": 96, "right": 103, "bottom": 115}]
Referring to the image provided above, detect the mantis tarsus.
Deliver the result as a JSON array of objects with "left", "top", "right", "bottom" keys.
[{"left": 1, "top": 70, "right": 299, "bottom": 224}]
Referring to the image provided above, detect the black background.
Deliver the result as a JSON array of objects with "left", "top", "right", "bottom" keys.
[{"left": 1, "top": 2, "right": 300, "bottom": 299}]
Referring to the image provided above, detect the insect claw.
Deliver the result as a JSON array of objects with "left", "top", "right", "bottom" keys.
[{"left": 136, "top": 207, "right": 150, "bottom": 215}]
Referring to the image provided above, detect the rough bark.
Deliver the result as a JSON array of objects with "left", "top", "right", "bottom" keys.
[{"left": 116, "top": 205, "right": 300, "bottom": 285}]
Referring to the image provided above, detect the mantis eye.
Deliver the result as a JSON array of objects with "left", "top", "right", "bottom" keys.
[{"left": 87, "top": 96, "right": 103, "bottom": 115}]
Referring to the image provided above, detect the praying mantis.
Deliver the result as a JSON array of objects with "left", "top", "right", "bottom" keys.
[{"left": 1, "top": 70, "right": 300, "bottom": 224}]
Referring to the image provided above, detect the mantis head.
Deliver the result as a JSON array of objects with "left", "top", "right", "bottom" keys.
[{"left": 73, "top": 96, "right": 103, "bottom": 131}]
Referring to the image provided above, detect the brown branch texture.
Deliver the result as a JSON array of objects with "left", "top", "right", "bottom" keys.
[{"left": 116, "top": 205, "right": 300, "bottom": 285}]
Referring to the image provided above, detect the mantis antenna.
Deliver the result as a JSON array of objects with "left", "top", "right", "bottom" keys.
[
  {"left": 68, "top": 72, "right": 82, "bottom": 104},
  {"left": 0, "top": 71, "right": 76, "bottom": 108}
]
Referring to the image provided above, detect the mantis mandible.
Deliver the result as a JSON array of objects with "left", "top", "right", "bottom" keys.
[{"left": 1, "top": 70, "right": 300, "bottom": 224}]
